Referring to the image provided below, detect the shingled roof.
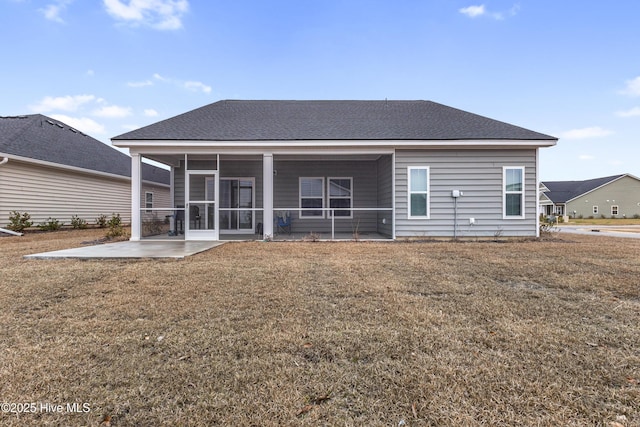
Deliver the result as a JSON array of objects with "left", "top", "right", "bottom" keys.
[
  {"left": 113, "top": 100, "right": 557, "bottom": 142},
  {"left": 0, "top": 114, "right": 169, "bottom": 185},
  {"left": 541, "top": 175, "right": 626, "bottom": 203}
]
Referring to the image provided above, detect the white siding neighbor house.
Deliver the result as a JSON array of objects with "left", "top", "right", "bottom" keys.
[
  {"left": 0, "top": 114, "right": 170, "bottom": 229},
  {"left": 111, "top": 100, "right": 557, "bottom": 241}
]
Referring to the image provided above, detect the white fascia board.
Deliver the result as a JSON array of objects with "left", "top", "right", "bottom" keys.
[
  {"left": 142, "top": 180, "right": 170, "bottom": 188},
  {"left": 0, "top": 152, "right": 130, "bottom": 182},
  {"left": 115, "top": 138, "right": 557, "bottom": 150},
  {"left": 128, "top": 147, "right": 396, "bottom": 156}
]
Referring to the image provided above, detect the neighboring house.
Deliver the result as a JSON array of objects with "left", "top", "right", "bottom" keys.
[
  {"left": 0, "top": 114, "right": 170, "bottom": 228},
  {"left": 112, "top": 100, "right": 557, "bottom": 241},
  {"left": 540, "top": 174, "right": 640, "bottom": 219}
]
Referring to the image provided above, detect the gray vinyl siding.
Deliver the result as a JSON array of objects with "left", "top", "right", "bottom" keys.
[
  {"left": 273, "top": 160, "right": 380, "bottom": 235},
  {"left": 376, "top": 155, "right": 393, "bottom": 237},
  {"left": 395, "top": 149, "right": 538, "bottom": 237},
  {"left": 0, "top": 159, "right": 131, "bottom": 227},
  {"left": 567, "top": 175, "right": 640, "bottom": 218},
  {"left": 174, "top": 161, "right": 185, "bottom": 207}
]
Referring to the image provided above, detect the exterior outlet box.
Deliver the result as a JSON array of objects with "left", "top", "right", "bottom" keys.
[
  {"left": 469, "top": 218, "right": 476, "bottom": 225},
  {"left": 452, "top": 190, "right": 463, "bottom": 198}
]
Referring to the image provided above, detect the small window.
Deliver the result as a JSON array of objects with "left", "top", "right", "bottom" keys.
[
  {"left": 328, "top": 177, "right": 352, "bottom": 218},
  {"left": 611, "top": 205, "right": 619, "bottom": 216},
  {"left": 504, "top": 167, "right": 525, "bottom": 218},
  {"left": 300, "top": 177, "right": 324, "bottom": 218},
  {"left": 145, "top": 192, "right": 153, "bottom": 213},
  {"left": 408, "top": 167, "right": 429, "bottom": 218},
  {"left": 593, "top": 206, "right": 599, "bottom": 215}
]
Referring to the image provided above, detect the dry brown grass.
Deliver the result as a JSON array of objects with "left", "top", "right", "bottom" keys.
[{"left": 0, "top": 230, "right": 639, "bottom": 426}]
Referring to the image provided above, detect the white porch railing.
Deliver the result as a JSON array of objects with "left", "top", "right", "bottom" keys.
[{"left": 273, "top": 207, "right": 393, "bottom": 240}]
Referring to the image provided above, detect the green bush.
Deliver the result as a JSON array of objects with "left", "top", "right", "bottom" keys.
[
  {"left": 106, "top": 213, "right": 125, "bottom": 238},
  {"left": 71, "top": 215, "right": 88, "bottom": 229},
  {"left": 38, "top": 217, "right": 63, "bottom": 231},
  {"left": 7, "top": 211, "right": 32, "bottom": 232},
  {"left": 96, "top": 214, "right": 108, "bottom": 228}
]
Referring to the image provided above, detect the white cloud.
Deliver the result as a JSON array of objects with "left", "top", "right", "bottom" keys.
[
  {"left": 30, "top": 95, "right": 96, "bottom": 113},
  {"left": 621, "top": 76, "right": 640, "bottom": 97},
  {"left": 103, "top": 0, "right": 189, "bottom": 30},
  {"left": 144, "top": 109, "right": 159, "bottom": 117},
  {"left": 459, "top": 3, "right": 519, "bottom": 20},
  {"left": 39, "top": 0, "right": 73, "bottom": 23},
  {"left": 579, "top": 154, "right": 595, "bottom": 160},
  {"left": 615, "top": 106, "right": 640, "bottom": 117},
  {"left": 93, "top": 105, "right": 132, "bottom": 118},
  {"left": 559, "top": 126, "right": 614, "bottom": 140},
  {"left": 184, "top": 81, "right": 212, "bottom": 94},
  {"left": 153, "top": 73, "right": 168, "bottom": 82},
  {"left": 50, "top": 114, "right": 106, "bottom": 135},
  {"left": 459, "top": 5, "right": 485, "bottom": 18},
  {"left": 135, "top": 73, "right": 212, "bottom": 94},
  {"left": 128, "top": 79, "right": 154, "bottom": 87}
]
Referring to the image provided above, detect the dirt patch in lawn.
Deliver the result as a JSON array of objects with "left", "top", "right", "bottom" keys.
[{"left": 1, "top": 230, "right": 639, "bottom": 426}]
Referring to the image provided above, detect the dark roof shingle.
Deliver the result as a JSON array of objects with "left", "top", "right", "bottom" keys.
[
  {"left": 0, "top": 114, "right": 169, "bottom": 185},
  {"left": 541, "top": 175, "right": 626, "bottom": 203},
  {"left": 113, "top": 100, "right": 557, "bottom": 142}
]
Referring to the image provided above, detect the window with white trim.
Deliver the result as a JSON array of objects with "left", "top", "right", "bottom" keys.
[
  {"left": 504, "top": 167, "right": 525, "bottom": 218},
  {"left": 407, "top": 167, "right": 429, "bottom": 218},
  {"left": 299, "top": 177, "right": 324, "bottom": 218},
  {"left": 328, "top": 177, "right": 352, "bottom": 218},
  {"left": 611, "top": 205, "right": 619, "bottom": 216},
  {"left": 145, "top": 192, "right": 153, "bottom": 213},
  {"left": 593, "top": 206, "right": 599, "bottom": 215}
]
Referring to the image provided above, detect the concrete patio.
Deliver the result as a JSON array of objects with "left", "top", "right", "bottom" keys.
[{"left": 25, "top": 240, "right": 225, "bottom": 260}]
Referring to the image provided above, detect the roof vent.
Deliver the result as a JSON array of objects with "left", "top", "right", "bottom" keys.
[{"left": 46, "top": 120, "right": 55, "bottom": 125}]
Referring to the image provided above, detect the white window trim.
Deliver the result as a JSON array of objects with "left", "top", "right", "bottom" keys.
[
  {"left": 593, "top": 206, "right": 599, "bottom": 215},
  {"left": 503, "top": 166, "right": 525, "bottom": 219},
  {"left": 327, "top": 177, "right": 353, "bottom": 219},
  {"left": 299, "top": 177, "right": 325, "bottom": 219},
  {"left": 407, "top": 166, "right": 430, "bottom": 219},
  {"left": 145, "top": 191, "right": 153, "bottom": 213},
  {"left": 611, "top": 205, "right": 619, "bottom": 216}
]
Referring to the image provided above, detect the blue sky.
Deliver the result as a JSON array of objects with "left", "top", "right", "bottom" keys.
[{"left": 1, "top": 0, "right": 639, "bottom": 181}]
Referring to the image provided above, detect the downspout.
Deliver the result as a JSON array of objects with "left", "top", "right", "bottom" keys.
[{"left": 0, "top": 157, "right": 24, "bottom": 235}]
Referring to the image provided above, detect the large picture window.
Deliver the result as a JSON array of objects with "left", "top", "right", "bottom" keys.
[
  {"left": 408, "top": 167, "right": 429, "bottom": 218},
  {"left": 328, "top": 177, "right": 352, "bottom": 218},
  {"left": 299, "top": 177, "right": 324, "bottom": 218},
  {"left": 504, "top": 167, "right": 525, "bottom": 218}
]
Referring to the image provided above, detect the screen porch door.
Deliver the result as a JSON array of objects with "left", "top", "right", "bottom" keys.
[{"left": 185, "top": 171, "right": 218, "bottom": 240}]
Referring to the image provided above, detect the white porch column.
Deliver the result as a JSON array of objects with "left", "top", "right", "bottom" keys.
[
  {"left": 263, "top": 153, "right": 274, "bottom": 238},
  {"left": 130, "top": 153, "right": 141, "bottom": 241}
]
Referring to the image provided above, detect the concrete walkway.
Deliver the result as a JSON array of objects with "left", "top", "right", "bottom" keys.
[
  {"left": 25, "top": 240, "right": 225, "bottom": 260},
  {"left": 558, "top": 225, "right": 640, "bottom": 239}
]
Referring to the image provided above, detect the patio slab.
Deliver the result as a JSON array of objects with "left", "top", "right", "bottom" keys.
[{"left": 25, "top": 240, "right": 225, "bottom": 260}]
